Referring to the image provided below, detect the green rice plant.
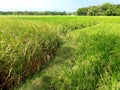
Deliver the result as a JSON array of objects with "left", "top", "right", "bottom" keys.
[
  {"left": 0, "top": 18, "right": 59, "bottom": 89},
  {"left": 48, "top": 18, "right": 120, "bottom": 90},
  {"left": 1, "top": 16, "right": 120, "bottom": 90}
]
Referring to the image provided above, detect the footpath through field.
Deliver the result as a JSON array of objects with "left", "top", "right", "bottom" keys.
[{"left": 16, "top": 26, "right": 79, "bottom": 90}]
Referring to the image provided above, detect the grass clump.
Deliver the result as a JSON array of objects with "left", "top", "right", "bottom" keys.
[
  {"left": 51, "top": 23, "right": 120, "bottom": 90},
  {"left": 0, "top": 18, "right": 59, "bottom": 89}
]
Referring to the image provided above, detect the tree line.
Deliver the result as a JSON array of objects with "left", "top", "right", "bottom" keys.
[
  {"left": 0, "top": 3, "right": 119, "bottom": 16},
  {"left": 0, "top": 11, "right": 74, "bottom": 15},
  {"left": 76, "top": 3, "right": 120, "bottom": 16}
]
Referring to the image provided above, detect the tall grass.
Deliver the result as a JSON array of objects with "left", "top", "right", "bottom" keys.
[
  {"left": 51, "top": 22, "right": 120, "bottom": 90},
  {"left": 0, "top": 18, "right": 59, "bottom": 89},
  {"left": 1, "top": 16, "right": 120, "bottom": 90}
]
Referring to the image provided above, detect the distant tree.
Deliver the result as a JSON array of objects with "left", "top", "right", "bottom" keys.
[
  {"left": 77, "top": 7, "right": 88, "bottom": 16},
  {"left": 0, "top": 11, "right": 68, "bottom": 15},
  {"left": 87, "top": 6, "right": 99, "bottom": 16},
  {"left": 76, "top": 2, "right": 120, "bottom": 16}
]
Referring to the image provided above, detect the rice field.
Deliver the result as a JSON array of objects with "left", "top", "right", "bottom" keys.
[{"left": 0, "top": 16, "right": 120, "bottom": 90}]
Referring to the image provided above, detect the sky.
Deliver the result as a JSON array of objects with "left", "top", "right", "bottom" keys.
[{"left": 0, "top": 0, "right": 120, "bottom": 12}]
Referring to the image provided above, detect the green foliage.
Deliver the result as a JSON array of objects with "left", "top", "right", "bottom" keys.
[
  {"left": 77, "top": 3, "right": 120, "bottom": 16},
  {"left": 0, "top": 11, "right": 68, "bottom": 15},
  {"left": 1, "top": 16, "right": 120, "bottom": 90},
  {"left": 76, "top": 8, "right": 88, "bottom": 16},
  {"left": 48, "top": 17, "right": 120, "bottom": 90},
  {"left": 0, "top": 18, "right": 59, "bottom": 89}
]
